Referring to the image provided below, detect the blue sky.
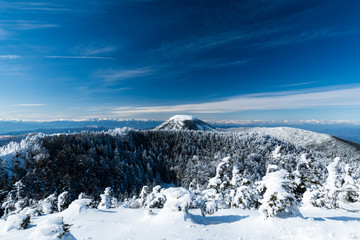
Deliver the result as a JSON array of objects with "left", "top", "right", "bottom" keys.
[{"left": 1, "top": 0, "right": 360, "bottom": 121}]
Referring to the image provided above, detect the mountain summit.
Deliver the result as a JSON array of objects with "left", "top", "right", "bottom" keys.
[{"left": 155, "top": 115, "right": 215, "bottom": 131}]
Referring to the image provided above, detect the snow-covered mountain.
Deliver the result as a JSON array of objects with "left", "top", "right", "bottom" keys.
[{"left": 155, "top": 115, "right": 215, "bottom": 131}]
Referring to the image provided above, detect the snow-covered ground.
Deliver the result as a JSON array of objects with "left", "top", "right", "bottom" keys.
[{"left": 1, "top": 204, "right": 359, "bottom": 240}]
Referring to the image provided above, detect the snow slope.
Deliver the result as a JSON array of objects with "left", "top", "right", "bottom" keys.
[{"left": 1, "top": 205, "right": 359, "bottom": 240}]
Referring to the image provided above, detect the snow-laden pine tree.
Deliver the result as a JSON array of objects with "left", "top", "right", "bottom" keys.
[
  {"left": 230, "top": 165, "right": 259, "bottom": 209},
  {"left": 208, "top": 157, "right": 232, "bottom": 191},
  {"left": 41, "top": 193, "right": 57, "bottom": 214},
  {"left": 98, "top": 187, "right": 116, "bottom": 209},
  {"left": 206, "top": 156, "right": 233, "bottom": 209},
  {"left": 324, "top": 157, "right": 342, "bottom": 209},
  {"left": 138, "top": 186, "right": 150, "bottom": 206},
  {"left": 1, "top": 181, "right": 28, "bottom": 217},
  {"left": 258, "top": 165, "right": 299, "bottom": 219},
  {"left": 338, "top": 164, "right": 359, "bottom": 203},
  {"left": 57, "top": 191, "right": 70, "bottom": 212},
  {"left": 143, "top": 185, "right": 166, "bottom": 208},
  {"left": 160, "top": 187, "right": 194, "bottom": 213}
]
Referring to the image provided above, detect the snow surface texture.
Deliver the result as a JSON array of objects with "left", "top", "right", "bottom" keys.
[
  {"left": 1, "top": 204, "right": 360, "bottom": 240},
  {"left": 155, "top": 115, "right": 216, "bottom": 132}
]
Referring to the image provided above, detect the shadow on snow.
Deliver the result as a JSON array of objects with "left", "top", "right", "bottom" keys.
[
  {"left": 325, "top": 216, "right": 360, "bottom": 222},
  {"left": 305, "top": 216, "right": 360, "bottom": 222},
  {"left": 190, "top": 214, "right": 248, "bottom": 225}
]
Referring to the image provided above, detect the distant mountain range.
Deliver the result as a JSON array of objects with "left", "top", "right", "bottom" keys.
[{"left": 1, "top": 118, "right": 360, "bottom": 144}]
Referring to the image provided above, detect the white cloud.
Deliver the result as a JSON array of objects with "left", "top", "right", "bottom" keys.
[
  {"left": 111, "top": 86, "right": 360, "bottom": 115},
  {"left": 0, "top": 55, "right": 20, "bottom": 60},
  {"left": 15, "top": 104, "right": 46, "bottom": 107}
]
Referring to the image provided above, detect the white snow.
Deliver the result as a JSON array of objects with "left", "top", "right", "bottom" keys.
[
  {"left": 1, "top": 205, "right": 360, "bottom": 240},
  {"left": 169, "top": 115, "right": 198, "bottom": 121}
]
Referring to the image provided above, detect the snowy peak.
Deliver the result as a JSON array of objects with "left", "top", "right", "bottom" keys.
[
  {"left": 169, "top": 115, "right": 198, "bottom": 121},
  {"left": 155, "top": 115, "right": 215, "bottom": 131}
]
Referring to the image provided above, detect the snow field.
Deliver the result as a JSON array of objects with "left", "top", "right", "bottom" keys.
[{"left": 1, "top": 204, "right": 360, "bottom": 240}]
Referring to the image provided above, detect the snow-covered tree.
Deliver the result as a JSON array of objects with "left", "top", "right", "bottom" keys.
[
  {"left": 41, "top": 193, "right": 57, "bottom": 214},
  {"left": 138, "top": 185, "right": 150, "bottom": 206},
  {"left": 1, "top": 181, "right": 29, "bottom": 218},
  {"left": 230, "top": 165, "right": 259, "bottom": 209},
  {"left": 302, "top": 186, "right": 326, "bottom": 208},
  {"left": 160, "top": 187, "right": 194, "bottom": 213},
  {"left": 272, "top": 146, "right": 282, "bottom": 159},
  {"left": 98, "top": 187, "right": 117, "bottom": 209},
  {"left": 208, "top": 157, "right": 232, "bottom": 191},
  {"left": 232, "top": 183, "right": 259, "bottom": 209},
  {"left": 324, "top": 157, "right": 342, "bottom": 209},
  {"left": 338, "top": 164, "right": 359, "bottom": 203},
  {"left": 258, "top": 165, "right": 299, "bottom": 219},
  {"left": 3, "top": 213, "right": 31, "bottom": 231},
  {"left": 144, "top": 185, "right": 166, "bottom": 209},
  {"left": 57, "top": 191, "right": 70, "bottom": 212},
  {"left": 31, "top": 216, "right": 71, "bottom": 240}
]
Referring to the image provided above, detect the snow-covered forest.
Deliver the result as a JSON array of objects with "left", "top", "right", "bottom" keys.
[{"left": 0, "top": 122, "right": 360, "bottom": 239}]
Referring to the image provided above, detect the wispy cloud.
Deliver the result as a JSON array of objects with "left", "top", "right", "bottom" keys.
[
  {"left": 0, "top": 20, "right": 58, "bottom": 30},
  {"left": 113, "top": 87, "right": 133, "bottom": 92},
  {"left": 144, "top": 2, "right": 358, "bottom": 64},
  {"left": 46, "top": 56, "right": 115, "bottom": 60},
  {"left": 15, "top": 104, "right": 46, "bottom": 107},
  {"left": 208, "top": 59, "right": 253, "bottom": 68},
  {"left": 0, "top": 2, "right": 69, "bottom": 11},
  {"left": 278, "top": 81, "right": 319, "bottom": 88},
  {"left": 96, "top": 67, "right": 155, "bottom": 83},
  {"left": 0, "top": 55, "right": 21, "bottom": 60},
  {"left": 78, "top": 45, "right": 118, "bottom": 56},
  {"left": 76, "top": 86, "right": 132, "bottom": 96},
  {"left": 111, "top": 86, "right": 360, "bottom": 115}
]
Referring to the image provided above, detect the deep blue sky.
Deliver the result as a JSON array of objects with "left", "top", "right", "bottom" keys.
[{"left": 1, "top": 0, "right": 360, "bottom": 120}]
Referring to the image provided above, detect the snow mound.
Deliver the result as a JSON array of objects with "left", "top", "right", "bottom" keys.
[
  {"left": 61, "top": 199, "right": 92, "bottom": 222},
  {"left": 31, "top": 216, "right": 71, "bottom": 240},
  {"left": 1, "top": 213, "right": 30, "bottom": 232}
]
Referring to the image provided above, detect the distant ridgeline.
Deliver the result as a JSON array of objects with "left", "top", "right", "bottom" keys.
[{"left": 0, "top": 116, "right": 359, "bottom": 219}]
